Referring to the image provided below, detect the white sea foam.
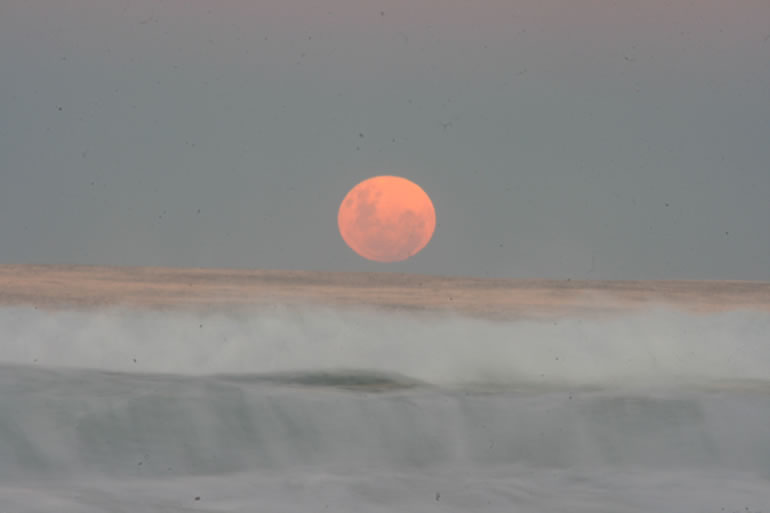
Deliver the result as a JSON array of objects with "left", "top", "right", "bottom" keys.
[
  {"left": 2, "top": 305, "right": 769, "bottom": 512},
  {"left": 0, "top": 305, "right": 768, "bottom": 386}
]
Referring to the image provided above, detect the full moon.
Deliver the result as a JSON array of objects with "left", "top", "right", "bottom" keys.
[{"left": 338, "top": 175, "right": 436, "bottom": 263}]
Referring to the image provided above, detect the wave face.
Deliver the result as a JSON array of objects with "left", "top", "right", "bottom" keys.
[{"left": 1, "top": 305, "right": 769, "bottom": 512}]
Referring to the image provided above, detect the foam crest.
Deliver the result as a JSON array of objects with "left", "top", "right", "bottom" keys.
[{"left": 1, "top": 305, "right": 768, "bottom": 386}]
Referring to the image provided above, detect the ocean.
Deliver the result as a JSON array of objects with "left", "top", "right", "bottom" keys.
[{"left": 1, "top": 303, "right": 769, "bottom": 512}]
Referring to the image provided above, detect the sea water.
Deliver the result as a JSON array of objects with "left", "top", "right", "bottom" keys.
[{"left": 1, "top": 305, "right": 769, "bottom": 512}]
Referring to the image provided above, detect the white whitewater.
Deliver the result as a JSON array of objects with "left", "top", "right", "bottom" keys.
[{"left": 1, "top": 305, "right": 769, "bottom": 512}]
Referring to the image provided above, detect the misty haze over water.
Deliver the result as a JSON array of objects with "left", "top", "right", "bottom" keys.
[{"left": 1, "top": 304, "right": 769, "bottom": 512}]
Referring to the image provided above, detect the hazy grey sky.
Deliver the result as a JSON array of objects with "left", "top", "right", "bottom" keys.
[{"left": 1, "top": 0, "right": 768, "bottom": 280}]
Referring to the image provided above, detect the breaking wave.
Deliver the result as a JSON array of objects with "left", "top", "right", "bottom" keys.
[
  {"left": 0, "top": 304, "right": 768, "bottom": 387},
  {"left": 2, "top": 304, "right": 769, "bottom": 512}
]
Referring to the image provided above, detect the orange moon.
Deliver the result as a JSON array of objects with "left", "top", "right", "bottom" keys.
[{"left": 338, "top": 175, "right": 436, "bottom": 262}]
